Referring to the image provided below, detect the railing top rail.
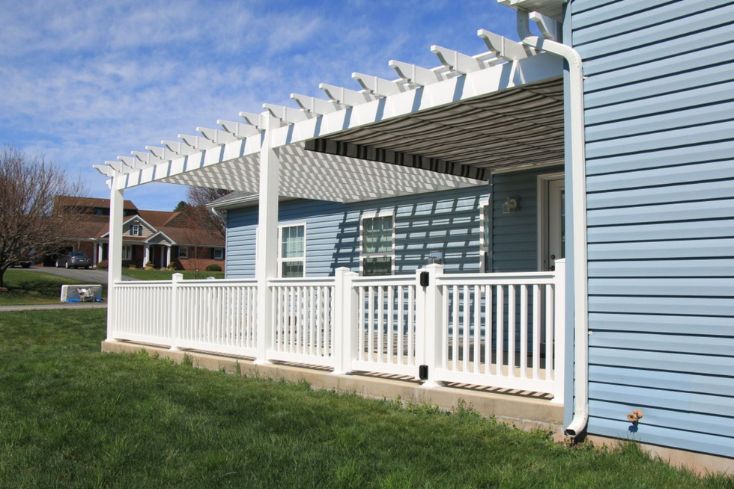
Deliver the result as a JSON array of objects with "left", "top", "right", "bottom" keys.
[
  {"left": 180, "top": 279, "right": 258, "bottom": 285},
  {"left": 436, "top": 270, "right": 557, "bottom": 285},
  {"left": 114, "top": 280, "right": 173, "bottom": 286},
  {"left": 268, "top": 277, "right": 336, "bottom": 286},
  {"left": 351, "top": 275, "right": 416, "bottom": 287}
]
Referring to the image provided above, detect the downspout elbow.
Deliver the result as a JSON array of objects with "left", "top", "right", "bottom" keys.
[{"left": 522, "top": 35, "right": 589, "bottom": 443}]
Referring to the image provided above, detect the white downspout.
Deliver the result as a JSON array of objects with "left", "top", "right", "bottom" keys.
[{"left": 522, "top": 35, "right": 589, "bottom": 440}]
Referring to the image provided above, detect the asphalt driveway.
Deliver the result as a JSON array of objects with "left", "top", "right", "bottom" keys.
[{"left": 24, "top": 266, "right": 131, "bottom": 285}]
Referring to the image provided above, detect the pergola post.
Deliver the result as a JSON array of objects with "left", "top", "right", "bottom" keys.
[
  {"left": 106, "top": 177, "right": 124, "bottom": 341},
  {"left": 255, "top": 113, "right": 280, "bottom": 363}
]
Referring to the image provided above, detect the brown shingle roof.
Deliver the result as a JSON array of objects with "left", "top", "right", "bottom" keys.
[
  {"left": 56, "top": 196, "right": 137, "bottom": 211},
  {"left": 137, "top": 210, "right": 180, "bottom": 228}
]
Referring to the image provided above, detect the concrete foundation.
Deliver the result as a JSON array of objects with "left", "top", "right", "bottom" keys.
[{"left": 101, "top": 339, "right": 563, "bottom": 432}]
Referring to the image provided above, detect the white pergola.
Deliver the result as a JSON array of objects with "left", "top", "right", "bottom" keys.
[{"left": 95, "top": 26, "right": 567, "bottom": 360}]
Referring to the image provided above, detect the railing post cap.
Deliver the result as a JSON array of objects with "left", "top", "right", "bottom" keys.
[{"left": 172, "top": 273, "right": 184, "bottom": 282}]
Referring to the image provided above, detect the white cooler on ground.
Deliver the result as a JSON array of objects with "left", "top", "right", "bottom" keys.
[{"left": 60, "top": 284, "right": 103, "bottom": 303}]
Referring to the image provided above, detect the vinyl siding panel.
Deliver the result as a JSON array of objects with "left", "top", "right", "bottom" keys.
[
  {"left": 226, "top": 187, "right": 489, "bottom": 279},
  {"left": 490, "top": 166, "right": 563, "bottom": 272},
  {"left": 573, "top": 0, "right": 734, "bottom": 457}
]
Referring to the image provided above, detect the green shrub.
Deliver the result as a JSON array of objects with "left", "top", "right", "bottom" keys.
[
  {"left": 205, "top": 264, "right": 222, "bottom": 272},
  {"left": 97, "top": 260, "right": 108, "bottom": 270}
]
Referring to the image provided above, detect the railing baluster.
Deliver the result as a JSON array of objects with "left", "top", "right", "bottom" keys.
[
  {"left": 452, "top": 285, "right": 459, "bottom": 370},
  {"left": 496, "top": 285, "right": 504, "bottom": 376},
  {"left": 520, "top": 284, "right": 528, "bottom": 379},
  {"left": 545, "top": 283, "right": 554, "bottom": 379},
  {"left": 358, "top": 287, "right": 365, "bottom": 362},
  {"left": 387, "top": 286, "right": 393, "bottom": 364},
  {"left": 532, "top": 284, "right": 541, "bottom": 380},
  {"left": 473, "top": 285, "right": 481, "bottom": 374},
  {"left": 462, "top": 285, "right": 469, "bottom": 372},
  {"left": 508, "top": 284, "right": 516, "bottom": 378},
  {"left": 368, "top": 287, "right": 374, "bottom": 362},
  {"left": 408, "top": 286, "right": 414, "bottom": 365},
  {"left": 484, "top": 285, "right": 492, "bottom": 374},
  {"left": 441, "top": 285, "right": 448, "bottom": 369},
  {"left": 377, "top": 286, "right": 384, "bottom": 363},
  {"left": 397, "top": 286, "right": 404, "bottom": 365}
]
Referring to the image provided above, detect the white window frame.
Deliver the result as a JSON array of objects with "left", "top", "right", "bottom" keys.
[
  {"left": 359, "top": 210, "right": 395, "bottom": 276},
  {"left": 536, "top": 172, "right": 565, "bottom": 271},
  {"left": 130, "top": 223, "right": 142, "bottom": 236},
  {"left": 178, "top": 246, "right": 189, "bottom": 259},
  {"left": 122, "top": 245, "right": 132, "bottom": 261},
  {"left": 278, "top": 222, "right": 306, "bottom": 278},
  {"left": 213, "top": 247, "right": 224, "bottom": 260},
  {"left": 479, "top": 200, "right": 491, "bottom": 273}
]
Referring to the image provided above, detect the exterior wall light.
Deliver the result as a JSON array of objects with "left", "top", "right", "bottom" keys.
[{"left": 503, "top": 196, "right": 521, "bottom": 214}]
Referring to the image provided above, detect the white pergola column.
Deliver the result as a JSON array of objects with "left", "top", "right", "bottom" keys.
[
  {"left": 106, "top": 177, "right": 124, "bottom": 341},
  {"left": 255, "top": 113, "right": 280, "bottom": 363},
  {"left": 144, "top": 244, "right": 151, "bottom": 267},
  {"left": 166, "top": 246, "right": 171, "bottom": 268}
]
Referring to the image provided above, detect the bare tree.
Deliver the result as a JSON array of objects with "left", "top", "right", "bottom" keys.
[
  {"left": 186, "top": 186, "right": 229, "bottom": 235},
  {"left": 0, "top": 148, "right": 83, "bottom": 288}
]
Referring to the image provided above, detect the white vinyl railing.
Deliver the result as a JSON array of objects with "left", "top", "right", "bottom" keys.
[
  {"left": 268, "top": 278, "right": 335, "bottom": 368},
  {"left": 109, "top": 260, "right": 565, "bottom": 400},
  {"left": 112, "top": 281, "right": 173, "bottom": 345},
  {"left": 175, "top": 279, "right": 258, "bottom": 357},
  {"left": 351, "top": 276, "right": 418, "bottom": 377},
  {"left": 434, "top": 268, "right": 565, "bottom": 397}
]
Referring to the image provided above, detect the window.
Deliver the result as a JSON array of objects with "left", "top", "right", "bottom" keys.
[
  {"left": 361, "top": 214, "right": 393, "bottom": 276},
  {"left": 178, "top": 247, "right": 189, "bottom": 259},
  {"left": 278, "top": 224, "right": 305, "bottom": 277},
  {"left": 122, "top": 245, "right": 132, "bottom": 261},
  {"left": 213, "top": 248, "right": 224, "bottom": 260},
  {"left": 480, "top": 203, "right": 491, "bottom": 272},
  {"left": 130, "top": 223, "right": 142, "bottom": 236}
]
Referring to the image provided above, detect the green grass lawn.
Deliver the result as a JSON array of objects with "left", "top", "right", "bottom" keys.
[
  {"left": 0, "top": 268, "right": 79, "bottom": 305},
  {"left": 123, "top": 268, "right": 225, "bottom": 281},
  {"left": 0, "top": 310, "right": 730, "bottom": 488}
]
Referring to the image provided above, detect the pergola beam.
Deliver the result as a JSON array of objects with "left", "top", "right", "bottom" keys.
[
  {"left": 262, "top": 103, "right": 311, "bottom": 124},
  {"left": 178, "top": 133, "right": 218, "bottom": 151},
  {"left": 388, "top": 59, "right": 445, "bottom": 86},
  {"left": 477, "top": 29, "right": 533, "bottom": 60},
  {"left": 218, "top": 119, "right": 260, "bottom": 138},
  {"left": 290, "top": 93, "right": 344, "bottom": 115},
  {"left": 430, "top": 45, "right": 486, "bottom": 74},
  {"left": 352, "top": 72, "right": 407, "bottom": 97},
  {"left": 319, "top": 82, "right": 375, "bottom": 106}
]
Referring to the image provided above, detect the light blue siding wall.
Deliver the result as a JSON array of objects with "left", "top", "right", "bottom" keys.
[
  {"left": 491, "top": 166, "right": 563, "bottom": 272},
  {"left": 573, "top": 0, "right": 734, "bottom": 457},
  {"left": 226, "top": 187, "right": 489, "bottom": 278}
]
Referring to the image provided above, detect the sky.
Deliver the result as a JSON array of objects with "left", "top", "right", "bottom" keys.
[{"left": 0, "top": 0, "right": 517, "bottom": 211}]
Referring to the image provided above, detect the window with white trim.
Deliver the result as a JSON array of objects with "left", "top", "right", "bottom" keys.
[
  {"left": 278, "top": 224, "right": 305, "bottom": 277},
  {"left": 122, "top": 245, "right": 132, "bottom": 261},
  {"left": 361, "top": 214, "right": 393, "bottom": 276},
  {"left": 178, "top": 247, "right": 189, "bottom": 259},
  {"left": 130, "top": 223, "right": 142, "bottom": 236},
  {"left": 213, "top": 247, "right": 224, "bottom": 260}
]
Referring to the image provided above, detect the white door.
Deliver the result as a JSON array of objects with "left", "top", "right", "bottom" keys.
[{"left": 546, "top": 179, "right": 565, "bottom": 271}]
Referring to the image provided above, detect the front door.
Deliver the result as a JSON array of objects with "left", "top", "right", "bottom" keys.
[{"left": 541, "top": 176, "right": 565, "bottom": 271}]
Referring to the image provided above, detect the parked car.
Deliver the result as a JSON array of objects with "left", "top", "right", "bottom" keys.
[
  {"left": 10, "top": 260, "right": 32, "bottom": 268},
  {"left": 56, "top": 251, "right": 91, "bottom": 269}
]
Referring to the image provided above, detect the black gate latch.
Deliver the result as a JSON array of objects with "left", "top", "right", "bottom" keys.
[{"left": 419, "top": 271, "right": 429, "bottom": 287}]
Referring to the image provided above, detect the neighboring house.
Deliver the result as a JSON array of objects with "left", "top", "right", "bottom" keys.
[
  {"left": 55, "top": 196, "right": 225, "bottom": 270},
  {"left": 94, "top": 0, "right": 734, "bottom": 472}
]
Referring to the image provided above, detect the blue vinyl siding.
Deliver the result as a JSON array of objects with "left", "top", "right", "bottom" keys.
[
  {"left": 490, "top": 166, "right": 563, "bottom": 272},
  {"left": 573, "top": 0, "right": 734, "bottom": 457},
  {"left": 226, "top": 187, "right": 489, "bottom": 278}
]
